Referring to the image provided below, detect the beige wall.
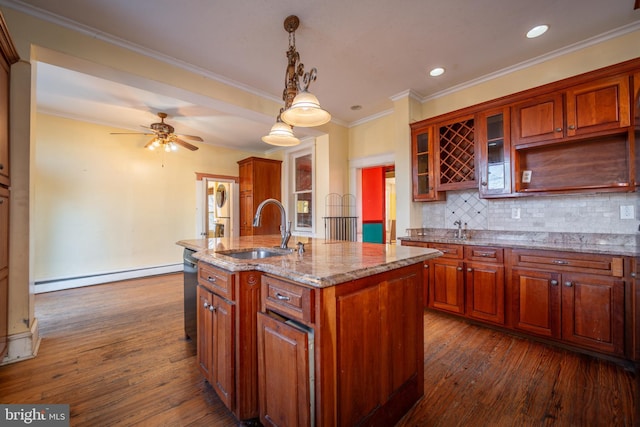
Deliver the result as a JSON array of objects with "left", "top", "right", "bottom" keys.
[{"left": 33, "top": 114, "right": 263, "bottom": 281}]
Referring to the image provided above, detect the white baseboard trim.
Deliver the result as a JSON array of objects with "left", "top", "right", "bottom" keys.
[
  {"left": 34, "top": 263, "right": 184, "bottom": 294},
  {"left": 1, "top": 318, "right": 40, "bottom": 366}
]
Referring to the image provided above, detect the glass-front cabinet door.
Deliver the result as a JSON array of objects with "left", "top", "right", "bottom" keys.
[
  {"left": 477, "top": 107, "right": 512, "bottom": 197},
  {"left": 411, "top": 124, "right": 444, "bottom": 201}
]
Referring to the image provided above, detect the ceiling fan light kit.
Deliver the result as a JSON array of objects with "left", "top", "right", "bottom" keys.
[{"left": 262, "top": 15, "right": 331, "bottom": 147}]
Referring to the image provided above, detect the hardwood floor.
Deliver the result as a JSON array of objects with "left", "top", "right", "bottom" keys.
[{"left": 0, "top": 273, "right": 637, "bottom": 426}]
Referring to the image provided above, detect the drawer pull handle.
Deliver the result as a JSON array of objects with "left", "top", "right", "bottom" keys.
[
  {"left": 275, "top": 293, "right": 290, "bottom": 301},
  {"left": 479, "top": 253, "right": 493, "bottom": 257},
  {"left": 564, "top": 281, "right": 573, "bottom": 287},
  {"left": 441, "top": 250, "right": 449, "bottom": 253},
  {"left": 207, "top": 276, "right": 217, "bottom": 282},
  {"left": 553, "top": 260, "right": 569, "bottom": 265},
  {"left": 550, "top": 280, "right": 558, "bottom": 286}
]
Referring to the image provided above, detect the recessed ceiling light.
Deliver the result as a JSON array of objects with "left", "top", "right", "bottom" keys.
[
  {"left": 429, "top": 67, "right": 445, "bottom": 77},
  {"left": 526, "top": 25, "right": 549, "bottom": 39}
]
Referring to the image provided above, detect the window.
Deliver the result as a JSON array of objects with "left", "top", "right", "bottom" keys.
[{"left": 292, "top": 151, "right": 313, "bottom": 233}]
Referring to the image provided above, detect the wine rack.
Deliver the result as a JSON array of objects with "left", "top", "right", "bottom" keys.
[{"left": 438, "top": 117, "right": 476, "bottom": 189}]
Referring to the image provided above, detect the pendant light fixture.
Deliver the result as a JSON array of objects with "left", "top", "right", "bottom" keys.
[{"left": 262, "top": 15, "right": 331, "bottom": 147}]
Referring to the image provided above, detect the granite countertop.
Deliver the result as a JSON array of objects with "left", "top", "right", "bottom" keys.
[
  {"left": 399, "top": 229, "right": 639, "bottom": 257},
  {"left": 177, "top": 235, "right": 441, "bottom": 288}
]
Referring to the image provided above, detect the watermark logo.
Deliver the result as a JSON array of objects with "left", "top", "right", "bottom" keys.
[{"left": 1, "top": 405, "right": 69, "bottom": 426}]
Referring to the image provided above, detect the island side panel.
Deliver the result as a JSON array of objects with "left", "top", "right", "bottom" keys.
[{"left": 315, "top": 262, "right": 425, "bottom": 427}]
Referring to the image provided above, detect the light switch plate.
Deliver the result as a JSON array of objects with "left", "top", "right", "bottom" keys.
[{"left": 620, "top": 205, "right": 635, "bottom": 219}]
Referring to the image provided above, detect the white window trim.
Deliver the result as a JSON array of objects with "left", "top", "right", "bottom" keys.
[{"left": 282, "top": 140, "right": 316, "bottom": 237}]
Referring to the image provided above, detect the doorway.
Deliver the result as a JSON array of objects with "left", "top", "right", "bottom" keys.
[
  {"left": 197, "top": 176, "right": 238, "bottom": 238},
  {"left": 361, "top": 166, "right": 395, "bottom": 244}
]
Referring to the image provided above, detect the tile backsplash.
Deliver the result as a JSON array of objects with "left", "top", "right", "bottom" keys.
[{"left": 422, "top": 190, "right": 640, "bottom": 235}]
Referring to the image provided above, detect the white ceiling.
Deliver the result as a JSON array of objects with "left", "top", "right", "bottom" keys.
[{"left": 2, "top": 0, "right": 640, "bottom": 153}]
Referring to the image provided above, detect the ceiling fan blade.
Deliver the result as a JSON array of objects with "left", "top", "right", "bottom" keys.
[
  {"left": 110, "top": 132, "right": 155, "bottom": 136},
  {"left": 174, "top": 137, "right": 199, "bottom": 151},
  {"left": 177, "top": 134, "right": 204, "bottom": 142}
]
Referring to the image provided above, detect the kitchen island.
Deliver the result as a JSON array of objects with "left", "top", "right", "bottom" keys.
[{"left": 177, "top": 235, "right": 441, "bottom": 426}]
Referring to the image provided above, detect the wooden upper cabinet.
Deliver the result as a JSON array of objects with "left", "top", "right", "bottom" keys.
[
  {"left": 513, "top": 74, "right": 630, "bottom": 147},
  {"left": 411, "top": 124, "right": 444, "bottom": 201},
  {"left": 565, "top": 75, "right": 630, "bottom": 137},
  {"left": 476, "top": 107, "right": 512, "bottom": 197},
  {"left": 512, "top": 93, "right": 564, "bottom": 146}
]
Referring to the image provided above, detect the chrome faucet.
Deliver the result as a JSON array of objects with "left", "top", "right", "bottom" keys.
[
  {"left": 253, "top": 198, "right": 291, "bottom": 249},
  {"left": 454, "top": 220, "right": 463, "bottom": 239}
]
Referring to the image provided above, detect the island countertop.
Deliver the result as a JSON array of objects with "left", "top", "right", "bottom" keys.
[{"left": 177, "top": 235, "right": 441, "bottom": 288}]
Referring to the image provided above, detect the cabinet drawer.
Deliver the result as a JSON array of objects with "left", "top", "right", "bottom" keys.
[
  {"left": 198, "top": 262, "right": 233, "bottom": 299},
  {"left": 428, "top": 243, "right": 463, "bottom": 259},
  {"left": 464, "top": 246, "right": 503, "bottom": 263},
  {"left": 262, "top": 275, "right": 314, "bottom": 324},
  {"left": 511, "top": 249, "right": 624, "bottom": 277}
]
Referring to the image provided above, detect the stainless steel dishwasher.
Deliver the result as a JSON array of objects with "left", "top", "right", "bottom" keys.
[{"left": 183, "top": 248, "right": 198, "bottom": 343}]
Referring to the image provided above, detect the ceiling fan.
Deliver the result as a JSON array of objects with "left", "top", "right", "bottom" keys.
[{"left": 111, "top": 112, "right": 202, "bottom": 151}]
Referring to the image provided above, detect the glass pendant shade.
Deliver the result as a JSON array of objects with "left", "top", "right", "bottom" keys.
[
  {"left": 280, "top": 91, "right": 331, "bottom": 127},
  {"left": 261, "top": 121, "right": 301, "bottom": 146}
]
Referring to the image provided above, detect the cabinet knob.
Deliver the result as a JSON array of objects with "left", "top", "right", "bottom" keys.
[
  {"left": 564, "top": 281, "right": 573, "bottom": 287},
  {"left": 209, "top": 305, "right": 216, "bottom": 312},
  {"left": 550, "top": 280, "right": 558, "bottom": 286},
  {"left": 207, "top": 276, "right": 216, "bottom": 283},
  {"left": 203, "top": 301, "right": 209, "bottom": 309},
  {"left": 467, "top": 268, "right": 473, "bottom": 272},
  {"left": 456, "top": 267, "right": 463, "bottom": 271},
  {"left": 0, "top": 163, "right": 4, "bottom": 170},
  {"left": 568, "top": 124, "right": 575, "bottom": 130},
  {"left": 555, "top": 127, "right": 563, "bottom": 132},
  {"left": 631, "top": 272, "right": 636, "bottom": 278},
  {"left": 424, "top": 264, "right": 429, "bottom": 269}
]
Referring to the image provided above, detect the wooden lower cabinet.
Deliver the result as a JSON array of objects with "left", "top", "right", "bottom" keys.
[
  {"left": 466, "top": 260, "right": 505, "bottom": 325},
  {"left": 560, "top": 273, "right": 624, "bottom": 355},
  {"left": 257, "top": 263, "right": 424, "bottom": 427},
  {"left": 197, "top": 286, "right": 235, "bottom": 408},
  {"left": 197, "top": 285, "right": 214, "bottom": 379},
  {"left": 429, "top": 257, "right": 464, "bottom": 314},
  {"left": 512, "top": 269, "right": 625, "bottom": 356},
  {"left": 511, "top": 268, "right": 561, "bottom": 338},
  {"left": 196, "top": 264, "right": 261, "bottom": 422},
  {"left": 404, "top": 240, "right": 632, "bottom": 361},
  {"left": 425, "top": 243, "right": 506, "bottom": 325},
  {"left": 257, "top": 313, "right": 312, "bottom": 427}
]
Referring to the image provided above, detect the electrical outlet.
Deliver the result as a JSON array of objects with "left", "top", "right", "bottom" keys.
[
  {"left": 511, "top": 207, "right": 521, "bottom": 219},
  {"left": 620, "top": 205, "right": 635, "bottom": 220}
]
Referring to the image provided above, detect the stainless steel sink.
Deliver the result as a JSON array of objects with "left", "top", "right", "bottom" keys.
[{"left": 217, "top": 248, "right": 291, "bottom": 260}]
